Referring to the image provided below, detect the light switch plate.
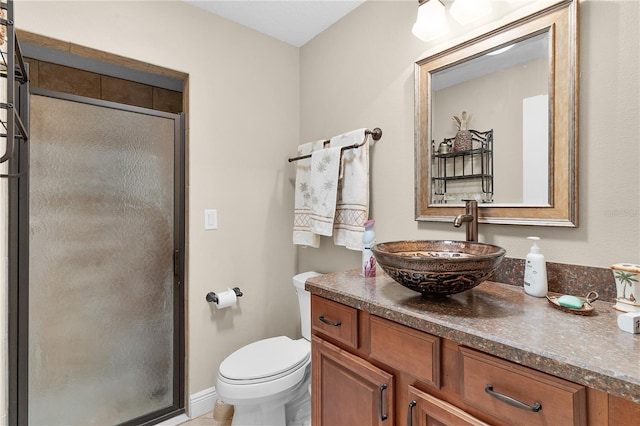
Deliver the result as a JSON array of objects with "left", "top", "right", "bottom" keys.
[{"left": 205, "top": 209, "right": 218, "bottom": 230}]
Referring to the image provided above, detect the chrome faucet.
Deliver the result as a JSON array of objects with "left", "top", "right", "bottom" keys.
[{"left": 453, "top": 200, "right": 478, "bottom": 242}]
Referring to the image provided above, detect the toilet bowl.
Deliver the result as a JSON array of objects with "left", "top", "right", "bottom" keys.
[{"left": 215, "top": 272, "right": 321, "bottom": 426}]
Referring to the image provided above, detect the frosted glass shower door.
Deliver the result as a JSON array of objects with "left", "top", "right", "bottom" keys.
[{"left": 27, "top": 92, "right": 184, "bottom": 425}]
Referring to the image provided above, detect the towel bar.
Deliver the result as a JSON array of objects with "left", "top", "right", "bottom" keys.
[{"left": 287, "top": 127, "right": 382, "bottom": 163}]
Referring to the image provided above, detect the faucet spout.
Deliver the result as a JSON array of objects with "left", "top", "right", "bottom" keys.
[
  {"left": 453, "top": 200, "right": 478, "bottom": 242},
  {"left": 453, "top": 214, "right": 473, "bottom": 227}
]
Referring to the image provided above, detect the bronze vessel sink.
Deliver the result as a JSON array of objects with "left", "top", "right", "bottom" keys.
[{"left": 371, "top": 240, "right": 506, "bottom": 297}]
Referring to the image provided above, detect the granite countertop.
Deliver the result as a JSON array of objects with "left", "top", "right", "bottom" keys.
[{"left": 306, "top": 269, "right": 640, "bottom": 404}]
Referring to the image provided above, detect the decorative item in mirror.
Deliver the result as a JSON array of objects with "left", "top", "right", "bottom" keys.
[
  {"left": 452, "top": 111, "right": 473, "bottom": 152},
  {"left": 414, "top": 0, "right": 578, "bottom": 227}
]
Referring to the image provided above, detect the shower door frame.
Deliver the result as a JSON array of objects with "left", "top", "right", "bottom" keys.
[{"left": 9, "top": 89, "right": 186, "bottom": 426}]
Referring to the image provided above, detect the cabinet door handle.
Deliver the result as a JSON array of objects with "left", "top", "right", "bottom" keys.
[
  {"left": 485, "top": 384, "right": 542, "bottom": 412},
  {"left": 407, "top": 400, "right": 417, "bottom": 426},
  {"left": 378, "top": 384, "right": 388, "bottom": 421},
  {"left": 318, "top": 315, "right": 342, "bottom": 327}
]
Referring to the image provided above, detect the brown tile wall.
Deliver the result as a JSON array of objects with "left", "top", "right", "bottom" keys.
[
  {"left": 37, "top": 61, "right": 101, "bottom": 98},
  {"left": 26, "top": 58, "right": 39, "bottom": 88},
  {"left": 153, "top": 87, "right": 184, "bottom": 114},
  {"left": 493, "top": 257, "right": 617, "bottom": 302},
  {"left": 101, "top": 75, "right": 153, "bottom": 109},
  {"left": 25, "top": 58, "right": 183, "bottom": 114}
]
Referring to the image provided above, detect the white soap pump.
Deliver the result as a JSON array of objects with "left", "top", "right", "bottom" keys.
[{"left": 523, "top": 236, "right": 548, "bottom": 297}]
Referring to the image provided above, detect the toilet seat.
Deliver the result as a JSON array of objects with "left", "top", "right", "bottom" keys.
[{"left": 218, "top": 336, "right": 310, "bottom": 384}]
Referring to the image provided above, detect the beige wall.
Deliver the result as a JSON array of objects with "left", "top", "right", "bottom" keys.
[
  {"left": 433, "top": 58, "right": 548, "bottom": 204},
  {"left": 12, "top": 0, "right": 301, "bottom": 400},
  {"left": 299, "top": 0, "right": 639, "bottom": 272},
  {"left": 3, "top": 0, "right": 639, "bottom": 417}
]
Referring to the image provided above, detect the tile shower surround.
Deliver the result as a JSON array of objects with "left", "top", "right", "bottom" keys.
[{"left": 494, "top": 257, "right": 617, "bottom": 301}]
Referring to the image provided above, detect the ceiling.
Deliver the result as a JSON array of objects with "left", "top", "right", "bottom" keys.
[{"left": 183, "top": 0, "right": 366, "bottom": 47}]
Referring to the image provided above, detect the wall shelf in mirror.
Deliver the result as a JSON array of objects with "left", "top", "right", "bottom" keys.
[
  {"left": 414, "top": 0, "right": 578, "bottom": 227},
  {"left": 432, "top": 129, "right": 493, "bottom": 205}
]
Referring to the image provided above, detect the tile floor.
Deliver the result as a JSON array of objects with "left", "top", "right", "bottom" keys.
[{"left": 181, "top": 411, "right": 230, "bottom": 426}]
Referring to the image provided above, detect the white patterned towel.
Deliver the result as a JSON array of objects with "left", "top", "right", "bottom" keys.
[
  {"left": 293, "top": 141, "right": 323, "bottom": 247},
  {"left": 309, "top": 146, "right": 342, "bottom": 236},
  {"left": 330, "top": 129, "right": 369, "bottom": 250}
]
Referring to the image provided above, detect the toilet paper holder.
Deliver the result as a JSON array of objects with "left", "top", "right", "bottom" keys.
[{"left": 206, "top": 287, "right": 243, "bottom": 304}]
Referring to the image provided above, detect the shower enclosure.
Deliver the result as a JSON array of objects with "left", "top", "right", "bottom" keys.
[{"left": 10, "top": 88, "right": 185, "bottom": 425}]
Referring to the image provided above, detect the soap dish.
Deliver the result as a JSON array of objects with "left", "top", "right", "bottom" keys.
[{"left": 546, "top": 291, "right": 599, "bottom": 316}]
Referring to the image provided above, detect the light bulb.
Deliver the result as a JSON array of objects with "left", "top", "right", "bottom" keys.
[
  {"left": 412, "top": 0, "right": 449, "bottom": 42},
  {"left": 450, "top": 0, "right": 492, "bottom": 26}
]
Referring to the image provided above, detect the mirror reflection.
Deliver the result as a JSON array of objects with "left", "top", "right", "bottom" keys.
[
  {"left": 431, "top": 32, "right": 550, "bottom": 206},
  {"left": 415, "top": 0, "right": 578, "bottom": 227}
]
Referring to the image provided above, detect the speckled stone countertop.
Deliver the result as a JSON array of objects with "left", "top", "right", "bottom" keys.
[{"left": 306, "top": 269, "right": 640, "bottom": 404}]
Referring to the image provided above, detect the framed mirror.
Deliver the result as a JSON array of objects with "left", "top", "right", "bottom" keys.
[{"left": 415, "top": 0, "right": 578, "bottom": 226}]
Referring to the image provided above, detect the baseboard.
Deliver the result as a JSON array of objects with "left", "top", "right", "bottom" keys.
[
  {"left": 154, "top": 413, "right": 189, "bottom": 426},
  {"left": 189, "top": 386, "right": 217, "bottom": 419},
  {"left": 149, "top": 387, "right": 217, "bottom": 426}
]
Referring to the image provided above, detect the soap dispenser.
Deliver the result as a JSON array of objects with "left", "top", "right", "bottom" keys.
[{"left": 524, "top": 237, "right": 548, "bottom": 297}]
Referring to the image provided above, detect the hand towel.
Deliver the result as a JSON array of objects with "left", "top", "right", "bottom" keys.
[
  {"left": 309, "top": 146, "right": 343, "bottom": 236},
  {"left": 331, "top": 129, "right": 369, "bottom": 250},
  {"left": 293, "top": 141, "right": 324, "bottom": 247}
]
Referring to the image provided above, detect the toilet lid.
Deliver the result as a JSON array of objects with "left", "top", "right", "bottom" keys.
[{"left": 219, "top": 336, "right": 310, "bottom": 383}]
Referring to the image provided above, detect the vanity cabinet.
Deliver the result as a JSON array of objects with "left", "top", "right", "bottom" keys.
[
  {"left": 310, "top": 294, "right": 635, "bottom": 426},
  {"left": 311, "top": 297, "right": 394, "bottom": 425},
  {"left": 459, "top": 347, "right": 586, "bottom": 426},
  {"left": 312, "top": 336, "right": 394, "bottom": 425},
  {"left": 369, "top": 316, "right": 439, "bottom": 389},
  {"left": 408, "top": 385, "right": 488, "bottom": 426}
]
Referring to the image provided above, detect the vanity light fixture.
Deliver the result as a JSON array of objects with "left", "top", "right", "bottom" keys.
[
  {"left": 450, "top": 0, "right": 492, "bottom": 25},
  {"left": 412, "top": 0, "right": 449, "bottom": 42}
]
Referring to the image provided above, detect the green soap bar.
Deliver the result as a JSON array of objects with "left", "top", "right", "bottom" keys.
[{"left": 557, "top": 295, "right": 583, "bottom": 309}]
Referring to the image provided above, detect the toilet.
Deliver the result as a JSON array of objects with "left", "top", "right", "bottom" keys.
[{"left": 215, "top": 271, "right": 321, "bottom": 426}]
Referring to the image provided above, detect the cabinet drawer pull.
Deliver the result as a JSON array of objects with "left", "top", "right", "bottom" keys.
[
  {"left": 378, "top": 384, "right": 388, "bottom": 421},
  {"left": 485, "top": 384, "right": 542, "bottom": 412},
  {"left": 318, "top": 315, "right": 342, "bottom": 327},
  {"left": 407, "top": 400, "right": 417, "bottom": 426}
]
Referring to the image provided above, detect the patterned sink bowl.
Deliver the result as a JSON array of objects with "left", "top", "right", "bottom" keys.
[{"left": 371, "top": 240, "right": 506, "bottom": 297}]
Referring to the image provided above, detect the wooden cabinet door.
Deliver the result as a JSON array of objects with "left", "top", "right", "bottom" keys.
[
  {"left": 312, "top": 336, "right": 394, "bottom": 426},
  {"left": 408, "top": 385, "right": 489, "bottom": 426}
]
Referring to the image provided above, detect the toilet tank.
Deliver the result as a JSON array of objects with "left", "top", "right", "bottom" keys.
[{"left": 293, "top": 271, "right": 322, "bottom": 341}]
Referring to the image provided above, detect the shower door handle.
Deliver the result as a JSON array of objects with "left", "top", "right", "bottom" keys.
[{"left": 173, "top": 249, "right": 182, "bottom": 286}]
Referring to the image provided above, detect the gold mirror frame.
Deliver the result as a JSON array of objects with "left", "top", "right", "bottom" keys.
[{"left": 415, "top": 0, "right": 578, "bottom": 226}]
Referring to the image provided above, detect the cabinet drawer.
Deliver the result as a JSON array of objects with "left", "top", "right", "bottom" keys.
[
  {"left": 311, "top": 295, "right": 358, "bottom": 349},
  {"left": 369, "top": 315, "right": 440, "bottom": 388},
  {"left": 459, "top": 347, "right": 586, "bottom": 426}
]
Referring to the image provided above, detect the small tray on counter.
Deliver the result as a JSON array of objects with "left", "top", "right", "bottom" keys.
[{"left": 546, "top": 291, "right": 599, "bottom": 316}]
